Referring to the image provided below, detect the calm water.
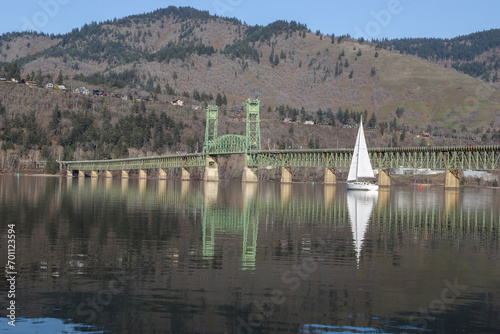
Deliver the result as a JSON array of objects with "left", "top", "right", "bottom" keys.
[{"left": 1, "top": 175, "right": 500, "bottom": 333}]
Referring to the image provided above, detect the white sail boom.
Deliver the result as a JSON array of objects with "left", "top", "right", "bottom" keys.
[{"left": 347, "top": 118, "right": 375, "bottom": 181}]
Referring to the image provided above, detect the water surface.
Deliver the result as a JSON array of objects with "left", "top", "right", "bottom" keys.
[{"left": 1, "top": 175, "right": 500, "bottom": 333}]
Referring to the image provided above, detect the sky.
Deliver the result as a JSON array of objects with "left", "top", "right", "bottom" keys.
[{"left": 0, "top": 0, "right": 499, "bottom": 40}]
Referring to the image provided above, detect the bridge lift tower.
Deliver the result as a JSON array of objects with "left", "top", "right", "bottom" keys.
[
  {"left": 204, "top": 105, "right": 218, "bottom": 153},
  {"left": 246, "top": 98, "right": 261, "bottom": 152}
]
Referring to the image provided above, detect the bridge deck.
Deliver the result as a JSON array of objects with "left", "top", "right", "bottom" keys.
[{"left": 58, "top": 145, "right": 500, "bottom": 172}]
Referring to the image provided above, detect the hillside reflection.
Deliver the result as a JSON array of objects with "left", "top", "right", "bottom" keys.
[{"left": 1, "top": 175, "right": 500, "bottom": 333}]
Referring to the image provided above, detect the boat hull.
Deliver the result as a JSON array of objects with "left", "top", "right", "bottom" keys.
[{"left": 346, "top": 182, "right": 379, "bottom": 191}]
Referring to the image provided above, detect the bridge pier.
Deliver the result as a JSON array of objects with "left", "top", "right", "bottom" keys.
[
  {"left": 91, "top": 171, "right": 98, "bottom": 178},
  {"left": 105, "top": 171, "right": 113, "bottom": 178},
  {"left": 78, "top": 170, "right": 85, "bottom": 178},
  {"left": 121, "top": 170, "right": 129, "bottom": 179},
  {"left": 281, "top": 167, "right": 292, "bottom": 183},
  {"left": 204, "top": 156, "right": 219, "bottom": 182},
  {"left": 445, "top": 170, "right": 460, "bottom": 188},
  {"left": 66, "top": 170, "right": 73, "bottom": 177},
  {"left": 242, "top": 166, "right": 258, "bottom": 182},
  {"left": 139, "top": 169, "right": 148, "bottom": 179},
  {"left": 159, "top": 168, "right": 167, "bottom": 180},
  {"left": 378, "top": 169, "right": 391, "bottom": 187},
  {"left": 181, "top": 167, "right": 191, "bottom": 180},
  {"left": 324, "top": 168, "right": 336, "bottom": 184}
]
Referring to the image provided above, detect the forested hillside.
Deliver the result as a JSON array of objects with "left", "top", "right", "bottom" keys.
[
  {"left": 378, "top": 29, "right": 500, "bottom": 84},
  {"left": 0, "top": 6, "right": 499, "bottom": 174}
]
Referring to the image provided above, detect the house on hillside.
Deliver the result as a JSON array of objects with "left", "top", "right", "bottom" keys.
[
  {"left": 304, "top": 120, "right": 315, "bottom": 125},
  {"left": 45, "top": 83, "right": 54, "bottom": 89},
  {"left": 421, "top": 132, "right": 431, "bottom": 138},
  {"left": 0, "top": 76, "right": 6, "bottom": 81},
  {"left": 171, "top": 99, "right": 183, "bottom": 106},
  {"left": 56, "top": 85, "right": 67, "bottom": 91}
]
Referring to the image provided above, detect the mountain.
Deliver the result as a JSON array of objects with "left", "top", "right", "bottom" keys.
[
  {"left": 0, "top": 6, "right": 500, "bottom": 173},
  {"left": 0, "top": 7, "right": 498, "bottom": 126}
]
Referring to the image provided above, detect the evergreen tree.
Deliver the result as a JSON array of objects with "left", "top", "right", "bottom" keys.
[
  {"left": 222, "top": 94, "right": 227, "bottom": 105},
  {"left": 6, "top": 61, "right": 21, "bottom": 81},
  {"left": 216, "top": 93, "right": 223, "bottom": 106},
  {"left": 56, "top": 70, "right": 64, "bottom": 85},
  {"left": 368, "top": 112, "right": 377, "bottom": 128},
  {"left": 155, "top": 84, "right": 162, "bottom": 94}
]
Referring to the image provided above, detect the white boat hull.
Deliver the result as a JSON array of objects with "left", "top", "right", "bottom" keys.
[{"left": 346, "top": 182, "right": 379, "bottom": 191}]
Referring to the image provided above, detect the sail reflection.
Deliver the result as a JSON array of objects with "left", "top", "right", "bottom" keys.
[{"left": 347, "top": 191, "right": 378, "bottom": 265}]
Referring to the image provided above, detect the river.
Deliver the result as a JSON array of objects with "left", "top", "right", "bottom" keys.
[{"left": 1, "top": 175, "right": 499, "bottom": 333}]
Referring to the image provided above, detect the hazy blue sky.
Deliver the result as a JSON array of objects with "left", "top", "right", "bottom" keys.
[{"left": 0, "top": 0, "right": 498, "bottom": 39}]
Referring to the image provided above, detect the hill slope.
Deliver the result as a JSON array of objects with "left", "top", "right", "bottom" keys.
[
  {"left": 1, "top": 6, "right": 500, "bottom": 173},
  {"left": 0, "top": 6, "right": 498, "bottom": 130}
]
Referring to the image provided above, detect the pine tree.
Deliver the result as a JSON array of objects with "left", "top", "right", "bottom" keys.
[
  {"left": 368, "top": 112, "right": 377, "bottom": 128},
  {"left": 216, "top": 93, "right": 223, "bottom": 106},
  {"left": 56, "top": 70, "right": 64, "bottom": 85}
]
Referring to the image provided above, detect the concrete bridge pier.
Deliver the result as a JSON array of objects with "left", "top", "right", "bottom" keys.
[
  {"left": 242, "top": 166, "right": 258, "bottom": 182},
  {"left": 445, "top": 170, "right": 460, "bottom": 188},
  {"left": 159, "top": 168, "right": 167, "bottom": 180},
  {"left": 91, "top": 171, "right": 98, "bottom": 178},
  {"left": 105, "top": 171, "right": 113, "bottom": 178},
  {"left": 78, "top": 170, "right": 85, "bottom": 178},
  {"left": 66, "top": 170, "right": 73, "bottom": 177},
  {"left": 181, "top": 167, "right": 191, "bottom": 180},
  {"left": 281, "top": 167, "right": 292, "bottom": 183},
  {"left": 121, "top": 170, "right": 130, "bottom": 179},
  {"left": 378, "top": 169, "right": 391, "bottom": 187},
  {"left": 204, "top": 156, "right": 219, "bottom": 182},
  {"left": 324, "top": 168, "right": 336, "bottom": 184},
  {"left": 139, "top": 169, "right": 148, "bottom": 179}
]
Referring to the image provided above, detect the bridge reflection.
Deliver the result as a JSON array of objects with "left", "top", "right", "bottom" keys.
[{"left": 59, "top": 179, "right": 500, "bottom": 270}]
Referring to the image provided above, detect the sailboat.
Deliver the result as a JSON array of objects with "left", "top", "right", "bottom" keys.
[
  {"left": 346, "top": 117, "right": 378, "bottom": 191},
  {"left": 347, "top": 191, "right": 378, "bottom": 265}
]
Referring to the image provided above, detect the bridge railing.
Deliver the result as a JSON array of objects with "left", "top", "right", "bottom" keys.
[
  {"left": 59, "top": 145, "right": 500, "bottom": 172},
  {"left": 59, "top": 153, "right": 206, "bottom": 171}
]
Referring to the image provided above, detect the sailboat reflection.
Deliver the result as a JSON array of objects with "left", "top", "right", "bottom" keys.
[{"left": 347, "top": 191, "right": 378, "bottom": 265}]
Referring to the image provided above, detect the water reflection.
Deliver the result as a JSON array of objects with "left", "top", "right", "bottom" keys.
[
  {"left": 1, "top": 175, "right": 500, "bottom": 333},
  {"left": 347, "top": 191, "right": 378, "bottom": 265}
]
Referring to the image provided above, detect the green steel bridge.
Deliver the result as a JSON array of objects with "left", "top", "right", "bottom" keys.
[
  {"left": 59, "top": 145, "right": 500, "bottom": 171},
  {"left": 58, "top": 98, "right": 500, "bottom": 186}
]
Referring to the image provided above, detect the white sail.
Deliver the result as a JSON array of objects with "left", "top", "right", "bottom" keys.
[
  {"left": 347, "top": 117, "right": 375, "bottom": 181},
  {"left": 347, "top": 191, "right": 378, "bottom": 264}
]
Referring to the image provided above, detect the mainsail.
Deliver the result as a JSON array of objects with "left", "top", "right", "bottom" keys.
[{"left": 347, "top": 117, "right": 375, "bottom": 181}]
